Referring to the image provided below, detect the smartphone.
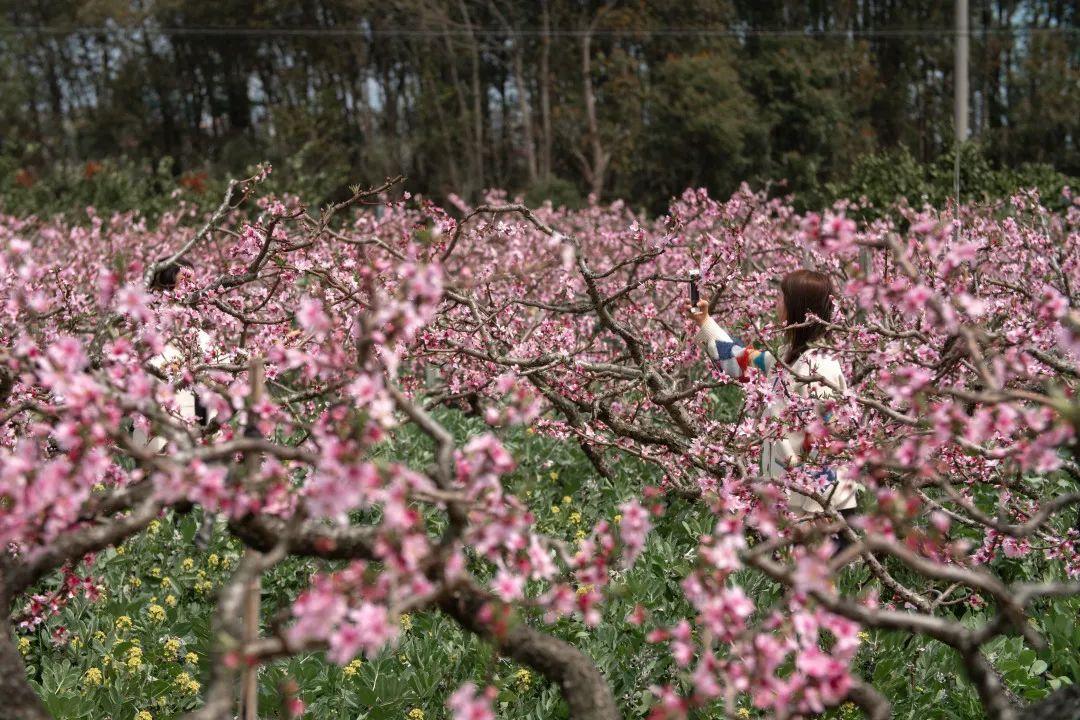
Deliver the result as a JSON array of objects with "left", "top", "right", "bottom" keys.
[{"left": 689, "top": 270, "right": 700, "bottom": 306}]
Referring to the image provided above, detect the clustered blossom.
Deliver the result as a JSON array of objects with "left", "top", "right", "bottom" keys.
[{"left": 1, "top": 174, "right": 1079, "bottom": 718}]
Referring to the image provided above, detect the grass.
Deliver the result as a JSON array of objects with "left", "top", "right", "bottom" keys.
[{"left": 17, "top": 409, "right": 1077, "bottom": 719}]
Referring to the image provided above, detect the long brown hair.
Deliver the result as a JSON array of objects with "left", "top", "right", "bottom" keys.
[{"left": 781, "top": 269, "right": 834, "bottom": 364}]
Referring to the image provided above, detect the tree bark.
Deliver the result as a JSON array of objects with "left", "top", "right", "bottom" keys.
[
  {"left": 440, "top": 584, "right": 619, "bottom": 720},
  {"left": 0, "top": 577, "right": 52, "bottom": 720}
]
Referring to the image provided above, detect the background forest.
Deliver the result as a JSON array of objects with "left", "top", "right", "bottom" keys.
[{"left": 1, "top": 0, "right": 1078, "bottom": 215}]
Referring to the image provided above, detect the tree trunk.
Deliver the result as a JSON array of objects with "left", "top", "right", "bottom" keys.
[
  {"left": 0, "top": 578, "right": 52, "bottom": 720},
  {"left": 540, "top": 0, "right": 553, "bottom": 182},
  {"left": 580, "top": 30, "right": 609, "bottom": 199},
  {"left": 459, "top": 0, "right": 486, "bottom": 190},
  {"left": 512, "top": 44, "right": 538, "bottom": 184}
]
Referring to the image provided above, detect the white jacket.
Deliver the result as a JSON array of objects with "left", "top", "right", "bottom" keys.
[{"left": 694, "top": 317, "right": 860, "bottom": 514}]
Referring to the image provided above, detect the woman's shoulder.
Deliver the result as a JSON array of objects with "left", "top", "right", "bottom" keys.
[{"left": 794, "top": 348, "right": 845, "bottom": 380}]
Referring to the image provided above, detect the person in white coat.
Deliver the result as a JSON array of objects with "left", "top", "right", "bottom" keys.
[
  {"left": 135, "top": 260, "right": 218, "bottom": 548},
  {"left": 687, "top": 269, "right": 861, "bottom": 525}
]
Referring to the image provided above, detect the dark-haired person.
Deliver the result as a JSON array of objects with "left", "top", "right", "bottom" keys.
[
  {"left": 687, "top": 269, "right": 861, "bottom": 539},
  {"left": 140, "top": 259, "right": 217, "bottom": 548}
]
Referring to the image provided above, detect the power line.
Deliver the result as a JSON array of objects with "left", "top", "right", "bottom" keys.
[{"left": 1, "top": 24, "right": 1077, "bottom": 40}]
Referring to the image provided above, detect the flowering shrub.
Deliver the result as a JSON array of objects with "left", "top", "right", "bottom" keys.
[{"left": 2, "top": 168, "right": 1079, "bottom": 720}]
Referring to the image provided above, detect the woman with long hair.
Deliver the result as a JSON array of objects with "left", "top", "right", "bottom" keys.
[{"left": 688, "top": 269, "right": 860, "bottom": 520}]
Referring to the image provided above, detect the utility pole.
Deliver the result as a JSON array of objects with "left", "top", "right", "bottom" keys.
[
  {"left": 955, "top": 0, "right": 969, "bottom": 144},
  {"left": 953, "top": 0, "right": 969, "bottom": 217}
]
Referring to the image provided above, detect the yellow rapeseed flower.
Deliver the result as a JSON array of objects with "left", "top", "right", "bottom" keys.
[
  {"left": 549, "top": 471, "right": 558, "bottom": 481},
  {"left": 147, "top": 604, "right": 166, "bottom": 623},
  {"left": 857, "top": 631, "right": 871, "bottom": 642},
  {"left": 163, "top": 637, "right": 182, "bottom": 658},
  {"left": 160, "top": 576, "right": 173, "bottom": 588},
  {"left": 207, "top": 553, "right": 220, "bottom": 568},
  {"left": 148, "top": 520, "right": 160, "bottom": 535},
  {"left": 131, "top": 577, "right": 142, "bottom": 588},
  {"left": 513, "top": 668, "right": 532, "bottom": 690},
  {"left": 576, "top": 584, "right": 594, "bottom": 596},
  {"left": 17, "top": 637, "right": 30, "bottom": 655},
  {"left": 613, "top": 513, "right": 622, "bottom": 524},
  {"left": 93, "top": 631, "right": 106, "bottom": 643},
  {"left": 149, "top": 566, "right": 161, "bottom": 578},
  {"left": 116, "top": 545, "right": 125, "bottom": 555},
  {"left": 115, "top": 616, "right": 133, "bottom": 631},
  {"left": 165, "top": 594, "right": 177, "bottom": 608},
  {"left": 82, "top": 667, "right": 104, "bottom": 687},
  {"left": 569, "top": 511, "right": 582, "bottom": 524},
  {"left": 562, "top": 495, "right": 571, "bottom": 505},
  {"left": 181, "top": 557, "right": 194, "bottom": 571},
  {"left": 399, "top": 614, "right": 412, "bottom": 631},
  {"left": 550, "top": 505, "right": 561, "bottom": 514},
  {"left": 574, "top": 529, "right": 587, "bottom": 541},
  {"left": 185, "top": 652, "right": 198, "bottom": 665},
  {"left": 175, "top": 671, "right": 201, "bottom": 695},
  {"left": 135, "top": 711, "right": 153, "bottom": 720},
  {"left": 343, "top": 659, "right": 362, "bottom": 677},
  {"left": 736, "top": 710, "right": 751, "bottom": 719},
  {"left": 407, "top": 709, "right": 424, "bottom": 720}
]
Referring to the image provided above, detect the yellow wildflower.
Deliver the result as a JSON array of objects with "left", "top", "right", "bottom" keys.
[
  {"left": 17, "top": 637, "right": 30, "bottom": 655},
  {"left": 93, "top": 483, "right": 106, "bottom": 493},
  {"left": 736, "top": 710, "right": 751, "bottom": 719},
  {"left": 550, "top": 505, "right": 561, "bottom": 514},
  {"left": 221, "top": 556, "right": 234, "bottom": 570},
  {"left": 71, "top": 635, "right": 82, "bottom": 649},
  {"left": 569, "top": 511, "right": 582, "bottom": 524},
  {"left": 399, "top": 614, "right": 412, "bottom": 631},
  {"left": 857, "top": 631, "right": 871, "bottom": 642},
  {"left": 175, "top": 671, "right": 201, "bottom": 695},
  {"left": 93, "top": 631, "right": 106, "bottom": 643},
  {"left": 165, "top": 594, "right": 177, "bottom": 608},
  {"left": 549, "top": 471, "right": 558, "bottom": 481},
  {"left": 408, "top": 709, "right": 424, "bottom": 720},
  {"left": 160, "top": 576, "right": 172, "bottom": 588},
  {"left": 131, "top": 577, "right": 142, "bottom": 588},
  {"left": 181, "top": 557, "right": 194, "bottom": 571},
  {"left": 163, "top": 637, "right": 182, "bottom": 658},
  {"left": 613, "top": 513, "right": 622, "bottom": 524},
  {"left": 149, "top": 566, "right": 161, "bottom": 578},
  {"left": 575, "top": 529, "right": 587, "bottom": 541},
  {"left": 115, "top": 616, "right": 133, "bottom": 631},
  {"left": 135, "top": 711, "right": 153, "bottom": 720},
  {"left": 562, "top": 495, "right": 572, "bottom": 505},
  {"left": 576, "top": 584, "right": 594, "bottom": 596},
  {"left": 343, "top": 659, "right": 362, "bottom": 677},
  {"left": 185, "top": 652, "right": 198, "bottom": 665},
  {"left": 126, "top": 645, "right": 144, "bottom": 672},
  {"left": 207, "top": 553, "right": 220, "bottom": 568},
  {"left": 148, "top": 520, "right": 160, "bottom": 535},
  {"left": 513, "top": 668, "right": 532, "bottom": 690},
  {"left": 116, "top": 545, "right": 125, "bottom": 555},
  {"left": 82, "top": 667, "right": 104, "bottom": 687},
  {"left": 147, "top": 604, "right": 166, "bottom": 623}
]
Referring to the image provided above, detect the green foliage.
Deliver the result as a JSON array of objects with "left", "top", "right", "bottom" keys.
[
  {"left": 824, "top": 143, "right": 1077, "bottom": 219},
  {"left": 19, "top": 409, "right": 1079, "bottom": 719}
]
